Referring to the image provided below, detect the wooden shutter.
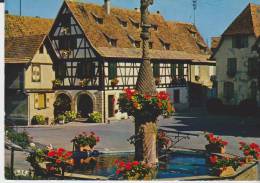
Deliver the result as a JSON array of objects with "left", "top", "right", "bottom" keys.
[
  {"left": 38, "top": 93, "right": 46, "bottom": 109},
  {"left": 178, "top": 64, "right": 184, "bottom": 78},
  {"left": 248, "top": 58, "right": 258, "bottom": 77},
  {"left": 224, "top": 82, "right": 234, "bottom": 100},
  {"left": 34, "top": 93, "right": 39, "bottom": 109},
  {"left": 171, "top": 64, "right": 176, "bottom": 76},
  {"left": 153, "top": 63, "right": 160, "bottom": 77},
  {"left": 108, "top": 62, "right": 117, "bottom": 79}
]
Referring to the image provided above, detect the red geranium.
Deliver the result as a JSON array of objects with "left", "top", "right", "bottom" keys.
[
  {"left": 239, "top": 141, "right": 260, "bottom": 160},
  {"left": 209, "top": 155, "right": 218, "bottom": 164},
  {"left": 205, "top": 133, "right": 228, "bottom": 147}
]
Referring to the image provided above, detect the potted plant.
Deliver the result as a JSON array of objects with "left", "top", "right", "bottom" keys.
[
  {"left": 239, "top": 141, "right": 260, "bottom": 162},
  {"left": 87, "top": 112, "right": 102, "bottom": 123},
  {"left": 31, "top": 115, "right": 46, "bottom": 125},
  {"left": 204, "top": 133, "right": 228, "bottom": 154},
  {"left": 52, "top": 79, "right": 62, "bottom": 87},
  {"left": 114, "top": 160, "right": 153, "bottom": 180},
  {"left": 79, "top": 79, "right": 88, "bottom": 87},
  {"left": 64, "top": 111, "right": 77, "bottom": 123},
  {"left": 57, "top": 114, "right": 66, "bottom": 124},
  {"left": 209, "top": 155, "right": 244, "bottom": 177},
  {"left": 71, "top": 132, "right": 100, "bottom": 152},
  {"left": 111, "top": 78, "right": 119, "bottom": 87},
  {"left": 195, "top": 75, "right": 200, "bottom": 81}
]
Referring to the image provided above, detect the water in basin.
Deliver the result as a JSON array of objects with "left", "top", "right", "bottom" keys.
[{"left": 71, "top": 150, "right": 210, "bottom": 179}]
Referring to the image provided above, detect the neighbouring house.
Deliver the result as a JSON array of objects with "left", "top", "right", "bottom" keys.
[
  {"left": 5, "top": 14, "right": 54, "bottom": 125},
  {"left": 5, "top": 0, "right": 215, "bottom": 125},
  {"left": 212, "top": 3, "right": 260, "bottom": 106}
]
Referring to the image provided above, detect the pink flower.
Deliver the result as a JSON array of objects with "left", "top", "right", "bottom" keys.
[
  {"left": 56, "top": 159, "right": 62, "bottom": 164},
  {"left": 244, "top": 150, "right": 250, "bottom": 156},
  {"left": 116, "top": 169, "right": 121, "bottom": 175},
  {"left": 48, "top": 151, "right": 56, "bottom": 157},
  {"left": 114, "top": 159, "right": 119, "bottom": 164},
  {"left": 209, "top": 155, "right": 218, "bottom": 164}
]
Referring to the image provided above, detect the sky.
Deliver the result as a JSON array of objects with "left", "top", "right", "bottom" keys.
[{"left": 5, "top": 0, "right": 260, "bottom": 46}]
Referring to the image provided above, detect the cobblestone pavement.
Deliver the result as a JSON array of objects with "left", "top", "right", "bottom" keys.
[{"left": 5, "top": 112, "right": 260, "bottom": 176}]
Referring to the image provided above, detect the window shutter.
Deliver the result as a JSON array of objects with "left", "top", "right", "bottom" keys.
[
  {"left": 171, "top": 64, "right": 176, "bottom": 76},
  {"left": 248, "top": 58, "right": 258, "bottom": 77},
  {"left": 178, "top": 64, "right": 184, "bottom": 78},
  {"left": 224, "top": 82, "right": 234, "bottom": 100},
  {"left": 227, "top": 58, "right": 237, "bottom": 77},
  {"left": 108, "top": 62, "right": 117, "bottom": 79},
  {"left": 34, "top": 93, "right": 39, "bottom": 109},
  {"left": 38, "top": 93, "right": 46, "bottom": 109},
  {"left": 153, "top": 63, "right": 160, "bottom": 77}
]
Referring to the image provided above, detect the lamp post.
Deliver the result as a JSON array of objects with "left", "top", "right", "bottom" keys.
[{"left": 135, "top": 0, "right": 158, "bottom": 166}]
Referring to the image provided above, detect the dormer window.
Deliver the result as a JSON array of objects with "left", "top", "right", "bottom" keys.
[
  {"left": 159, "top": 38, "right": 170, "bottom": 50},
  {"left": 92, "top": 12, "right": 103, "bottom": 24},
  {"left": 116, "top": 16, "right": 127, "bottom": 27},
  {"left": 128, "top": 35, "right": 141, "bottom": 48},
  {"left": 149, "top": 42, "right": 153, "bottom": 49},
  {"left": 129, "top": 17, "right": 140, "bottom": 29},
  {"left": 151, "top": 24, "right": 158, "bottom": 31},
  {"left": 39, "top": 45, "right": 44, "bottom": 54},
  {"left": 103, "top": 32, "right": 117, "bottom": 47},
  {"left": 196, "top": 41, "right": 208, "bottom": 53}
]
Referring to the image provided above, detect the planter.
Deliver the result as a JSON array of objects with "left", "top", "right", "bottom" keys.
[
  {"left": 216, "top": 166, "right": 236, "bottom": 177},
  {"left": 245, "top": 155, "right": 254, "bottom": 163},
  {"left": 205, "top": 144, "right": 225, "bottom": 154},
  {"left": 126, "top": 173, "right": 153, "bottom": 180}
]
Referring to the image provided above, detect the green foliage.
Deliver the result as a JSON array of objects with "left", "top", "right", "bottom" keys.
[
  {"left": 88, "top": 112, "right": 102, "bottom": 123},
  {"left": 64, "top": 111, "right": 77, "bottom": 122},
  {"left": 71, "top": 132, "right": 100, "bottom": 148},
  {"left": 6, "top": 128, "right": 32, "bottom": 148},
  {"left": 57, "top": 114, "right": 66, "bottom": 122},
  {"left": 31, "top": 115, "right": 46, "bottom": 125},
  {"left": 52, "top": 79, "right": 62, "bottom": 87}
]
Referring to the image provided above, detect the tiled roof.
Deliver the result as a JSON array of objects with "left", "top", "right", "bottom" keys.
[
  {"left": 65, "top": 0, "right": 210, "bottom": 60},
  {"left": 223, "top": 3, "right": 260, "bottom": 37},
  {"left": 5, "top": 14, "right": 53, "bottom": 37},
  {"left": 211, "top": 37, "right": 221, "bottom": 49},
  {"left": 5, "top": 34, "right": 46, "bottom": 63}
]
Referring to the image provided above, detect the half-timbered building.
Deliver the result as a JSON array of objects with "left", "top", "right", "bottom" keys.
[{"left": 5, "top": 0, "right": 215, "bottom": 125}]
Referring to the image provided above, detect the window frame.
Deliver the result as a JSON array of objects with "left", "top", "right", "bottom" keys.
[
  {"left": 227, "top": 58, "right": 237, "bottom": 77},
  {"left": 223, "top": 82, "right": 234, "bottom": 101},
  {"left": 153, "top": 63, "right": 160, "bottom": 77},
  {"left": 108, "top": 62, "right": 117, "bottom": 80}
]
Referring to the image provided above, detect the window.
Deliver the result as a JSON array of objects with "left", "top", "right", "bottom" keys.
[
  {"left": 59, "top": 37, "right": 77, "bottom": 50},
  {"left": 223, "top": 82, "right": 234, "bottom": 100},
  {"left": 194, "top": 65, "right": 200, "bottom": 76},
  {"left": 153, "top": 63, "right": 160, "bottom": 77},
  {"left": 134, "top": 41, "right": 141, "bottom": 48},
  {"left": 108, "top": 62, "right": 117, "bottom": 79},
  {"left": 174, "top": 90, "right": 180, "bottom": 104},
  {"left": 32, "top": 64, "right": 41, "bottom": 82},
  {"left": 164, "top": 43, "right": 170, "bottom": 50},
  {"left": 39, "top": 45, "right": 44, "bottom": 54},
  {"left": 209, "top": 66, "right": 215, "bottom": 77},
  {"left": 56, "top": 62, "right": 66, "bottom": 79},
  {"left": 232, "top": 35, "right": 248, "bottom": 48},
  {"left": 77, "top": 62, "right": 95, "bottom": 79},
  {"left": 171, "top": 64, "right": 176, "bottom": 77},
  {"left": 151, "top": 24, "right": 158, "bottom": 31},
  {"left": 248, "top": 58, "right": 258, "bottom": 77},
  {"left": 178, "top": 64, "right": 184, "bottom": 78},
  {"left": 129, "top": 18, "right": 140, "bottom": 29},
  {"left": 227, "top": 58, "right": 237, "bottom": 77},
  {"left": 35, "top": 93, "right": 46, "bottom": 109}
]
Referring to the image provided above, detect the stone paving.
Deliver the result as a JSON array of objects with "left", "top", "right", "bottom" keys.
[{"left": 5, "top": 112, "right": 260, "bottom": 176}]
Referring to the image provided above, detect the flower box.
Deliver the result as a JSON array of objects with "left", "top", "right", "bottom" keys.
[
  {"left": 205, "top": 144, "right": 225, "bottom": 154},
  {"left": 75, "top": 145, "right": 94, "bottom": 152},
  {"left": 215, "top": 166, "right": 236, "bottom": 177},
  {"left": 126, "top": 173, "right": 153, "bottom": 180},
  {"left": 244, "top": 155, "right": 254, "bottom": 163}
]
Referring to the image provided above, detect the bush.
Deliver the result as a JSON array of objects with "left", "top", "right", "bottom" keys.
[
  {"left": 238, "top": 99, "right": 258, "bottom": 117},
  {"left": 64, "top": 111, "right": 77, "bottom": 123},
  {"left": 87, "top": 112, "right": 102, "bottom": 123},
  {"left": 206, "top": 98, "right": 223, "bottom": 114},
  {"left": 6, "top": 128, "right": 32, "bottom": 148},
  {"left": 31, "top": 115, "right": 46, "bottom": 125}
]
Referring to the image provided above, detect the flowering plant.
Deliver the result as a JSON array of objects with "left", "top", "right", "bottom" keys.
[
  {"left": 114, "top": 160, "right": 151, "bottom": 180},
  {"left": 52, "top": 79, "right": 62, "bottom": 87},
  {"left": 46, "top": 147, "right": 73, "bottom": 174},
  {"left": 111, "top": 78, "right": 119, "bottom": 86},
  {"left": 209, "top": 155, "right": 244, "bottom": 176},
  {"left": 71, "top": 131, "right": 100, "bottom": 149},
  {"left": 79, "top": 79, "right": 88, "bottom": 87},
  {"left": 157, "top": 131, "right": 172, "bottom": 150},
  {"left": 118, "top": 88, "right": 174, "bottom": 121},
  {"left": 239, "top": 141, "right": 260, "bottom": 160},
  {"left": 205, "top": 133, "right": 228, "bottom": 147}
]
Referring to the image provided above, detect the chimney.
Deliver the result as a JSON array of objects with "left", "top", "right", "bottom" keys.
[
  {"left": 134, "top": 8, "right": 140, "bottom": 12},
  {"left": 156, "top": 10, "right": 160, "bottom": 14},
  {"left": 104, "top": 0, "right": 110, "bottom": 15}
]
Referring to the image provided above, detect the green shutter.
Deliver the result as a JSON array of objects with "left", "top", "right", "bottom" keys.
[
  {"left": 171, "top": 64, "right": 176, "bottom": 76},
  {"left": 178, "top": 64, "right": 184, "bottom": 78},
  {"left": 248, "top": 58, "right": 258, "bottom": 77},
  {"left": 224, "top": 82, "right": 234, "bottom": 100},
  {"left": 153, "top": 63, "right": 160, "bottom": 77},
  {"left": 108, "top": 62, "right": 117, "bottom": 79}
]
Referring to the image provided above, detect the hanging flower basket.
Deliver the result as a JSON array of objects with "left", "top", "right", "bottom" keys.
[
  {"left": 71, "top": 131, "right": 100, "bottom": 152},
  {"left": 205, "top": 143, "right": 225, "bottom": 154}
]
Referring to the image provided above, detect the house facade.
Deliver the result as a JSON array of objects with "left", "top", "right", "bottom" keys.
[
  {"left": 5, "top": 0, "right": 215, "bottom": 125},
  {"left": 212, "top": 3, "right": 260, "bottom": 106}
]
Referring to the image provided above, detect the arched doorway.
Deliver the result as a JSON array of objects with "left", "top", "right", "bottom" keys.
[
  {"left": 54, "top": 93, "right": 71, "bottom": 117},
  {"left": 77, "top": 94, "right": 93, "bottom": 118}
]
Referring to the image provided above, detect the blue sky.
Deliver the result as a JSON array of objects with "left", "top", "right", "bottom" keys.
[{"left": 5, "top": 0, "right": 260, "bottom": 45}]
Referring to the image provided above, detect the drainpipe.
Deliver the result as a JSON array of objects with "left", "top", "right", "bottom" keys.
[{"left": 104, "top": 0, "right": 111, "bottom": 15}]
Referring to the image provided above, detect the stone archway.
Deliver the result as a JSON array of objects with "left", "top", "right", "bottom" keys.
[
  {"left": 77, "top": 94, "right": 93, "bottom": 118},
  {"left": 54, "top": 92, "right": 72, "bottom": 117}
]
